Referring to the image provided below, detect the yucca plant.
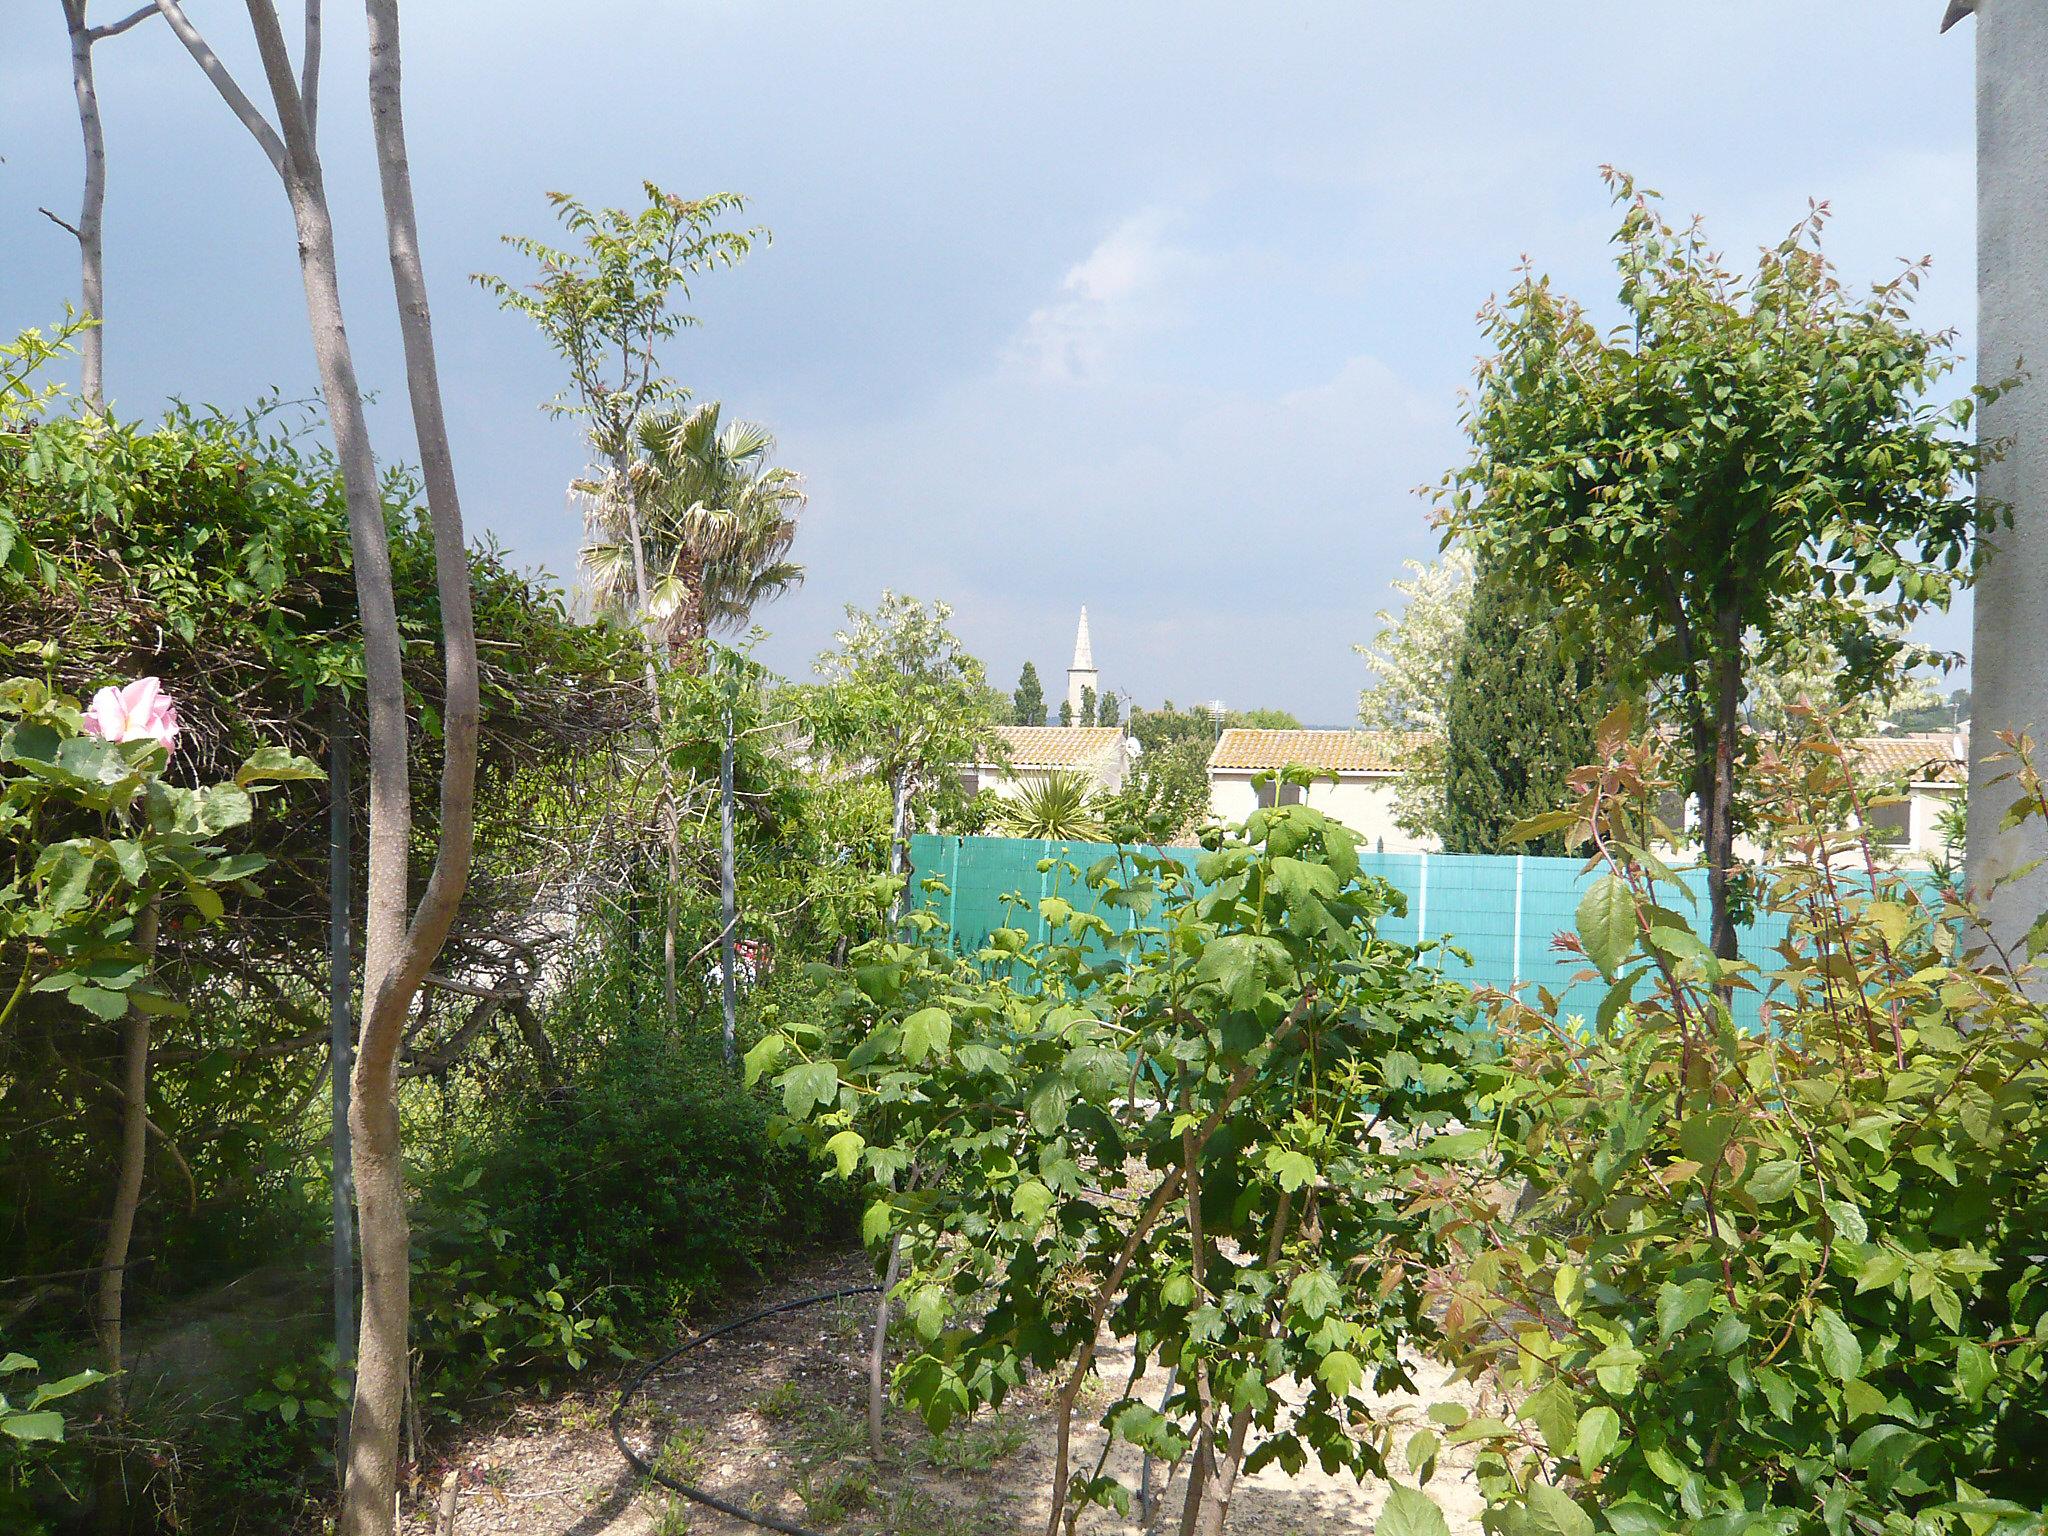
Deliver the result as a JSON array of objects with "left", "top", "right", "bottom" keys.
[{"left": 994, "top": 771, "right": 1108, "bottom": 841}]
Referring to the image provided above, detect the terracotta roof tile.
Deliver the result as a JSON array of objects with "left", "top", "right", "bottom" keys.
[
  {"left": 1207, "top": 729, "right": 1424, "bottom": 774},
  {"left": 1849, "top": 734, "right": 1965, "bottom": 784},
  {"left": 986, "top": 726, "right": 1126, "bottom": 770}
]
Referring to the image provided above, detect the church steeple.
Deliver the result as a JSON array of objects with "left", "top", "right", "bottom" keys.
[{"left": 1066, "top": 607, "right": 1100, "bottom": 719}]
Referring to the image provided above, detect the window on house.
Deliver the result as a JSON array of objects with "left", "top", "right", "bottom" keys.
[{"left": 1255, "top": 778, "right": 1304, "bottom": 809}]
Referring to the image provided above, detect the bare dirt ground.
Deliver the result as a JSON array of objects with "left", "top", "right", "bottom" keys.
[{"left": 416, "top": 1246, "right": 1505, "bottom": 1536}]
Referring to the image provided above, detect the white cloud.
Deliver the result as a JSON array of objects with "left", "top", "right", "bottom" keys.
[{"left": 1003, "top": 208, "right": 1194, "bottom": 383}]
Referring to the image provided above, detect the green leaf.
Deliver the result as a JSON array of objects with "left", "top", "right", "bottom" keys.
[
  {"left": 1012, "top": 1178, "right": 1054, "bottom": 1229},
  {"left": 1855, "top": 1250, "right": 1906, "bottom": 1294},
  {"left": 901, "top": 1005, "right": 952, "bottom": 1064},
  {"left": 2, "top": 1410, "right": 66, "bottom": 1442},
  {"left": 742, "top": 1034, "right": 786, "bottom": 1087},
  {"left": 1379, "top": 1486, "right": 1451, "bottom": 1536},
  {"left": 861, "top": 1200, "right": 892, "bottom": 1247},
  {"left": 1576, "top": 875, "right": 1638, "bottom": 980},
  {"left": 1956, "top": 1341, "right": 1995, "bottom": 1404},
  {"left": 26, "top": 1370, "right": 105, "bottom": 1408},
  {"left": 1746, "top": 1159, "right": 1802, "bottom": 1203},
  {"left": 1656, "top": 1279, "right": 1712, "bottom": 1340},
  {"left": 823, "top": 1130, "right": 865, "bottom": 1179},
  {"left": 1265, "top": 1146, "right": 1317, "bottom": 1193},
  {"left": 1812, "top": 1306, "right": 1864, "bottom": 1382},
  {"left": 1575, "top": 1406, "right": 1621, "bottom": 1470},
  {"left": 1315, "top": 1349, "right": 1364, "bottom": 1398},
  {"left": 234, "top": 745, "right": 325, "bottom": 787},
  {"left": 780, "top": 1061, "right": 839, "bottom": 1119},
  {"left": 1288, "top": 1268, "right": 1341, "bottom": 1322},
  {"left": 1524, "top": 1483, "right": 1596, "bottom": 1536}
]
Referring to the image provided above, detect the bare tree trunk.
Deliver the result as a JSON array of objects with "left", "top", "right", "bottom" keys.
[
  {"left": 94, "top": 898, "right": 161, "bottom": 1402},
  {"left": 59, "top": 2, "right": 108, "bottom": 410},
  {"left": 158, "top": 8, "right": 480, "bottom": 1533},
  {"left": 328, "top": 697, "right": 357, "bottom": 1476},
  {"left": 1704, "top": 604, "right": 1744, "bottom": 963},
  {"left": 719, "top": 707, "right": 738, "bottom": 1065},
  {"left": 604, "top": 446, "right": 681, "bottom": 1024},
  {"left": 350, "top": 5, "right": 481, "bottom": 1531},
  {"left": 52, "top": 1, "right": 157, "bottom": 412},
  {"left": 867, "top": 1235, "right": 903, "bottom": 1461}
]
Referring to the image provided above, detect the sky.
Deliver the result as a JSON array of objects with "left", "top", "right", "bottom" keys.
[{"left": 0, "top": 1, "right": 1978, "bottom": 725}]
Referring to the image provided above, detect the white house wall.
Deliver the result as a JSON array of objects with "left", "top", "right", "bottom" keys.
[{"left": 1208, "top": 771, "right": 1437, "bottom": 853}]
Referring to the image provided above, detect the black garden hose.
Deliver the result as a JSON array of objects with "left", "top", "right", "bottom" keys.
[{"left": 610, "top": 1283, "right": 882, "bottom": 1536}]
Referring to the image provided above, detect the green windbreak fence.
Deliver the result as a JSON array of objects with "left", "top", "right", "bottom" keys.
[{"left": 907, "top": 834, "right": 1940, "bottom": 1029}]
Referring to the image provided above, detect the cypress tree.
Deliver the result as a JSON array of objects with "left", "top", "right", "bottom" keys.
[
  {"left": 1058, "top": 698, "right": 1073, "bottom": 726},
  {"left": 1441, "top": 564, "right": 1608, "bottom": 856},
  {"left": 1081, "top": 686, "right": 1097, "bottom": 727},
  {"left": 1013, "top": 662, "right": 1047, "bottom": 725},
  {"left": 1099, "top": 691, "right": 1121, "bottom": 726}
]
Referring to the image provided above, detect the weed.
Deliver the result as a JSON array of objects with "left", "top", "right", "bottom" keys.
[
  {"left": 917, "top": 1412, "right": 1029, "bottom": 1473},
  {"left": 752, "top": 1380, "right": 807, "bottom": 1422},
  {"left": 797, "top": 1465, "right": 874, "bottom": 1523}
]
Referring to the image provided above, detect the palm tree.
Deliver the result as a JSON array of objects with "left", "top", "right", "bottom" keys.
[
  {"left": 996, "top": 771, "right": 1109, "bottom": 842},
  {"left": 582, "top": 401, "right": 805, "bottom": 664}
]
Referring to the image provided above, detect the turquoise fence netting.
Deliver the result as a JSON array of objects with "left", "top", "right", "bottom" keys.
[{"left": 907, "top": 834, "right": 1944, "bottom": 1030}]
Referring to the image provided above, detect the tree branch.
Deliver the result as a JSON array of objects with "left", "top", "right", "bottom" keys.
[
  {"left": 151, "top": 0, "right": 289, "bottom": 176},
  {"left": 89, "top": 3, "right": 161, "bottom": 40},
  {"left": 39, "top": 206, "right": 84, "bottom": 240},
  {"left": 301, "top": 0, "right": 321, "bottom": 138}
]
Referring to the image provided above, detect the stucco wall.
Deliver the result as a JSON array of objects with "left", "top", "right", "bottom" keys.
[{"left": 1208, "top": 771, "right": 1437, "bottom": 853}]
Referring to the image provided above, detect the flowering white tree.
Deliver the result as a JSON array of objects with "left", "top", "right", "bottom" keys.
[{"left": 1354, "top": 546, "right": 1474, "bottom": 838}]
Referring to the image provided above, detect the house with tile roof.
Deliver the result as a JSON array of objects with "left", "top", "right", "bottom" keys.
[
  {"left": 1206, "top": 728, "right": 1436, "bottom": 852},
  {"left": 963, "top": 725, "right": 1134, "bottom": 802},
  {"left": 1841, "top": 732, "right": 1967, "bottom": 864}
]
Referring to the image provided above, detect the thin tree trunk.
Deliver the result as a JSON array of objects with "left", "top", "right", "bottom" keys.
[
  {"left": 606, "top": 446, "right": 681, "bottom": 1024},
  {"left": 1704, "top": 603, "right": 1744, "bottom": 963},
  {"left": 160, "top": 8, "right": 479, "bottom": 1532},
  {"left": 94, "top": 898, "right": 160, "bottom": 1404},
  {"left": 59, "top": 1, "right": 108, "bottom": 412},
  {"left": 719, "top": 708, "right": 738, "bottom": 1065},
  {"left": 328, "top": 697, "right": 356, "bottom": 1476},
  {"left": 352, "top": 6, "right": 482, "bottom": 1531},
  {"left": 867, "top": 1236, "right": 903, "bottom": 1461}
]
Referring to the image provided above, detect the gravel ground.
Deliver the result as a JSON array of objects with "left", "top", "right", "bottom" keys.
[{"left": 416, "top": 1246, "right": 1504, "bottom": 1536}]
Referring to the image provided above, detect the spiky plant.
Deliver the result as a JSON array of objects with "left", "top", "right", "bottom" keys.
[{"left": 995, "top": 771, "right": 1109, "bottom": 842}]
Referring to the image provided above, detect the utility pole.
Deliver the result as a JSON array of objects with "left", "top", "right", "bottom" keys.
[{"left": 1961, "top": 0, "right": 2048, "bottom": 943}]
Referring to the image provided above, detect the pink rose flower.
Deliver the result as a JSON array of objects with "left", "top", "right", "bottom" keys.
[{"left": 81, "top": 676, "right": 180, "bottom": 754}]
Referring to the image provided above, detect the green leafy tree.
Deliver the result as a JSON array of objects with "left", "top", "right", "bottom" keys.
[
  {"left": 1455, "top": 723, "right": 2048, "bottom": 1534},
  {"left": 585, "top": 401, "right": 805, "bottom": 665},
  {"left": 1097, "top": 691, "right": 1121, "bottom": 727},
  {"left": 1080, "top": 685, "right": 1097, "bottom": 727},
  {"left": 1441, "top": 172, "right": 1982, "bottom": 957},
  {"left": 1440, "top": 564, "right": 1610, "bottom": 855},
  {"left": 1012, "top": 662, "right": 1047, "bottom": 726},
  {"left": 755, "top": 791, "right": 1484, "bottom": 1534},
  {"left": 1058, "top": 698, "right": 1073, "bottom": 727},
  {"left": 477, "top": 184, "right": 761, "bottom": 688},
  {"left": 1228, "top": 708, "right": 1300, "bottom": 730},
  {"left": 798, "top": 594, "right": 1006, "bottom": 881}
]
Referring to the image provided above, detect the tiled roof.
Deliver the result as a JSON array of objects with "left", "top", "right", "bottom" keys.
[
  {"left": 1208, "top": 729, "right": 1424, "bottom": 775},
  {"left": 986, "top": 726, "right": 1126, "bottom": 770},
  {"left": 1850, "top": 734, "right": 1965, "bottom": 785}
]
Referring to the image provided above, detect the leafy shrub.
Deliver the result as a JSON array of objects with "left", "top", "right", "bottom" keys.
[
  {"left": 434, "top": 1026, "right": 851, "bottom": 1343},
  {"left": 759, "top": 780, "right": 1488, "bottom": 1530},
  {"left": 1451, "top": 719, "right": 2048, "bottom": 1536}
]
